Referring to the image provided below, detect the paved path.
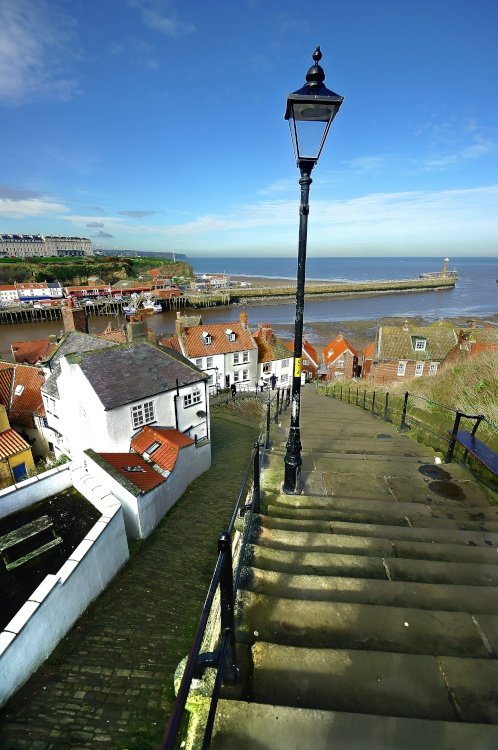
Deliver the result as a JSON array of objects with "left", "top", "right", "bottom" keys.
[
  {"left": 210, "top": 387, "right": 498, "bottom": 750},
  {"left": 0, "top": 413, "right": 259, "bottom": 750}
]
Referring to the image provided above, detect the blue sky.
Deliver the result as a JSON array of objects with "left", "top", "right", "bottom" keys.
[{"left": 0, "top": 0, "right": 497, "bottom": 257}]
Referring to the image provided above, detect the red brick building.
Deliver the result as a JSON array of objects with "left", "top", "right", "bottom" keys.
[{"left": 322, "top": 335, "right": 358, "bottom": 380}]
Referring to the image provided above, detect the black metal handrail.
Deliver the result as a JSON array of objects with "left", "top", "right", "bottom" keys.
[{"left": 162, "top": 407, "right": 274, "bottom": 749}]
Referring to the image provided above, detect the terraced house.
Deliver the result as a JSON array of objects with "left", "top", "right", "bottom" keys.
[{"left": 370, "top": 320, "right": 458, "bottom": 384}]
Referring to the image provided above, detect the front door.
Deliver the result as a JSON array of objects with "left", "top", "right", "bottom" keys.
[{"left": 12, "top": 463, "right": 27, "bottom": 482}]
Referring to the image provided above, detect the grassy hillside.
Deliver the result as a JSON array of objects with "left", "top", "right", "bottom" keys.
[{"left": 0, "top": 256, "right": 193, "bottom": 285}]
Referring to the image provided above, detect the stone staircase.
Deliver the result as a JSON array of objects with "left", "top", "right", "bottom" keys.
[{"left": 209, "top": 388, "right": 498, "bottom": 749}]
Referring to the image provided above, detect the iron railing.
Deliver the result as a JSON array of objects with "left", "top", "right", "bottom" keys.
[{"left": 161, "top": 388, "right": 290, "bottom": 749}]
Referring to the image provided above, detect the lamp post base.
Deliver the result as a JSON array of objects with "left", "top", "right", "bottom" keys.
[{"left": 283, "top": 427, "right": 303, "bottom": 494}]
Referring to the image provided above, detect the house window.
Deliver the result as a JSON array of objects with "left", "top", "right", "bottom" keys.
[
  {"left": 233, "top": 352, "right": 240, "bottom": 364},
  {"left": 281, "top": 374, "right": 288, "bottom": 383},
  {"left": 414, "top": 339, "right": 427, "bottom": 351},
  {"left": 202, "top": 332, "right": 212, "bottom": 345},
  {"left": 195, "top": 358, "right": 203, "bottom": 368},
  {"left": 303, "top": 359, "right": 309, "bottom": 365},
  {"left": 184, "top": 390, "right": 202, "bottom": 407},
  {"left": 206, "top": 356, "right": 213, "bottom": 368},
  {"left": 131, "top": 400, "right": 155, "bottom": 429},
  {"left": 397, "top": 361, "right": 406, "bottom": 376},
  {"left": 242, "top": 351, "right": 249, "bottom": 363},
  {"left": 263, "top": 363, "right": 271, "bottom": 374},
  {"left": 144, "top": 441, "right": 161, "bottom": 455},
  {"left": 429, "top": 362, "right": 438, "bottom": 375},
  {"left": 282, "top": 359, "right": 289, "bottom": 368},
  {"left": 415, "top": 362, "right": 424, "bottom": 376},
  {"left": 233, "top": 370, "right": 240, "bottom": 382},
  {"left": 226, "top": 329, "right": 236, "bottom": 342},
  {"left": 242, "top": 369, "right": 248, "bottom": 380},
  {"left": 336, "top": 358, "right": 344, "bottom": 368}
]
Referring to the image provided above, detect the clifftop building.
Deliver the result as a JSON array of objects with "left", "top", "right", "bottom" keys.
[{"left": 0, "top": 234, "right": 93, "bottom": 258}]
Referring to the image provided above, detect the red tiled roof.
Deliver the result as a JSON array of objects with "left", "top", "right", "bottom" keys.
[
  {"left": 0, "top": 427, "right": 30, "bottom": 459},
  {"left": 323, "top": 335, "right": 358, "bottom": 366},
  {"left": 0, "top": 285, "right": 17, "bottom": 291},
  {"left": 159, "top": 335, "right": 183, "bottom": 353},
  {"left": 0, "top": 361, "right": 45, "bottom": 425},
  {"left": 95, "top": 323, "right": 127, "bottom": 344},
  {"left": 253, "top": 324, "right": 291, "bottom": 363},
  {"left": 98, "top": 453, "right": 165, "bottom": 492},
  {"left": 178, "top": 321, "right": 256, "bottom": 358},
  {"left": 285, "top": 338, "right": 319, "bottom": 368},
  {"left": 363, "top": 341, "right": 375, "bottom": 358},
  {"left": 131, "top": 426, "right": 194, "bottom": 472},
  {"left": 11, "top": 339, "right": 57, "bottom": 365}
]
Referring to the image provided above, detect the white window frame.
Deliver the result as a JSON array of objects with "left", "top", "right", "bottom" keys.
[
  {"left": 131, "top": 400, "right": 155, "bottom": 429},
  {"left": 242, "top": 369, "right": 248, "bottom": 380},
  {"left": 280, "top": 373, "right": 288, "bottom": 383},
  {"left": 183, "top": 390, "right": 201, "bottom": 408},
  {"left": 414, "top": 339, "right": 427, "bottom": 351},
  {"left": 233, "top": 370, "right": 240, "bottom": 382},
  {"left": 429, "top": 362, "right": 438, "bottom": 375},
  {"left": 233, "top": 352, "right": 240, "bottom": 365},
  {"left": 397, "top": 361, "right": 407, "bottom": 376},
  {"left": 336, "top": 358, "right": 344, "bottom": 369},
  {"left": 282, "top": 358, "right": 289, "bottom": 368},
  {"left": 242, "top": 351, "right": 249, "bottom": 363},
  {"left": 206, "top": 356, "right": 213, "bottom": 368},
  {"left": 415, "top": 362, "right": 424, "bottom": 376},
  {"left": 263, "top": 363, "right": 271, "bottom": 374},
  {"left": 195, "top": 358, "right": 203, "bottom": 368}
]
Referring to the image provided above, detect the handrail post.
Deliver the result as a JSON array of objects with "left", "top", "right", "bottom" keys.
[
  {"left": 464, "top": 415, "right": 485, "bottom": 463},
  {"left": 371, "top": 390, "right": 376, "bottom": 414},
  {"left": 340, "top": 385, "right": 343, "bottom": 401},
  {"left": 446, "top": 411, "right": 463, "bottom": 463},
  {"left": 265, "top": 400, "right": 271, "bottom": 449},
  {"left": 253, "top": 441, "right": 260, "bottom": 514},
  {"left": 286, "top": 386, "right": 291, "bottom": 407},
  {"left": 356, "top": 387, "right": 359, "bottom": 405},
  {"left": 217, "top": 532, "right": 238, "bottom": 685},
  {"left": 384, "top": 392, "right": 389, "bottom": 422},
  {"left": 274, "top": 390, "right": 280, "bottom": 423},
  {"left": 363, "top": 389, "right": 366, "bottom": 409},
  {"left": 348, "top": 386, "right": 351, "bottom": 404},
  {"left": 400, "top": 391, "right": 409, "bottom": 430}
]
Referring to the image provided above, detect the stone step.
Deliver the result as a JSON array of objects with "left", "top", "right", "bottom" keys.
[
  {"left": 242, "top": 567, "right": 498, "bottom": 614},
  {"left": 249, "top": 643, "right": 498, "bottom": 723},
  {"left": 211, "top": 701, "right": 498, "bottom": 750},
  {"left": 235, "top": 590, "right": 492, "bottom": 657},
  {"left": 255, "top": 514, "right": 498, "bottom": 547},
  {"left": 252, "top": 527, "right": 498, "bottom": 565},
  {"left": 246, "top": 544, "right": 498, "bottom": 586},
  {"left": 266, "top": 503, "right": 498, "bottom": 532}
]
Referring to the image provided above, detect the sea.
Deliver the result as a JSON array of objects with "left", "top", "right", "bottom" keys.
[{"left": 0, "top": 256, "right": 496, "bottom": 359}]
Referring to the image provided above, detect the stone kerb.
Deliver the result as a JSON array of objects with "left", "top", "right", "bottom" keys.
[
  {"left": 0, "top": 468, "right": 129, "bottom": 708},
  {"left": 0, "top": 464, "right": 72, "bottom": 521}
]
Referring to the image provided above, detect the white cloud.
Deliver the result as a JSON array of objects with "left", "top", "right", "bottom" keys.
[
  {"left": 344, "top": 155, "right": 387, "bottom": 172},
  {"left": 129, "top": 0, "right": 195, "bottom": 36},
  {"left": 0, "top": 198, "right": 68, "bottom": 218},
  {"left": 0, "top": 0, "right": 78, "bottom": 105}
]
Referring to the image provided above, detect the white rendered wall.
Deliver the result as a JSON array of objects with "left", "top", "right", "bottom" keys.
[
  {"left": 0, "top": 465, "right": 72, "bottom": 521},
  {"left": 0, "top": 467, "right": 129, "bottom": 708}
]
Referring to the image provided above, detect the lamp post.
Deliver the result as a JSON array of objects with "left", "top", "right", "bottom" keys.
[{"left": 283, "top": 47, "right": 343, "bottom": 494}]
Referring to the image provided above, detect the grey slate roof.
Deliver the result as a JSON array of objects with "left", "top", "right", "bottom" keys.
[
  {"left": 74, "top": 342, "right": 206, "bottom": 410},
  {"left": 41, "top": 331, "right": 117, "bottom": 399}
]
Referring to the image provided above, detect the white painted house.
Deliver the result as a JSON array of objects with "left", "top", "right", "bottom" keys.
[
  {"left": 160, "top": 311, "right": 259, "bottom": 392},
  {"left": 41, "top": 334, "right": 210, "bottom": 461}
]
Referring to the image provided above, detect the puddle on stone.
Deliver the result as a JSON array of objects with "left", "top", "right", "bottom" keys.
[
  {"left": 419, "top": 465, "right": 452, "bottom": 480},
  {"left": 376, "top": 434, "right": 392, "bottom": 440},
  {"left": 428, "top": 480, "right": 465, "bottom": 500}
]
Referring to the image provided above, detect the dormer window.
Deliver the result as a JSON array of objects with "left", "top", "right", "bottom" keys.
[
  {"left": 202, "top": 331, "right": 212, "bottom": 345},
  {"left": 414, "top": 338, "right": 427, "bottom": 351},
  {"left": 226, "top": 329, "right": 236, "bottom": 342}
]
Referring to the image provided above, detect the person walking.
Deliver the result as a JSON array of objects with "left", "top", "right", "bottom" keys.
[
  {"left": 230, "top": 382, "right": 237, "bottom": 399},
  {"left": 270, "top": 373, "right": 277, "bottom": 390}
]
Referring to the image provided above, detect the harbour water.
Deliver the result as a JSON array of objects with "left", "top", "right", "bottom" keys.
[{"left": 0, "top": 256, "right": 496, "bottom": 359}]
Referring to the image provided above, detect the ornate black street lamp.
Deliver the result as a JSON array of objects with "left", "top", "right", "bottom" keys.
[{"left": 283, "top": 47, "right": 343, "bottom": 494}]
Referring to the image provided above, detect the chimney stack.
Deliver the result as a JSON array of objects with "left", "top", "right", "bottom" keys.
[
  {"left": 61, "top": 297, "right": 88, "bottom": 334},
  {"left": 239, "top": 310, "right": 248, "bottom": 329}
]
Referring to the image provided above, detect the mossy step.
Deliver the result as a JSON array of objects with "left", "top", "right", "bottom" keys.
[
  {"left": 252, "top": 527, "right": 498, "bottom": 565},
  {"left": 249, "top": 644, "right": 498, "bottom": 723},
  {"left": 246, "top": 544, "right": 498, "bottom": 587},
  {"left": 266, "top": 504, "right": 498, "bottom": 533},
  {"left": 235, "top": 590, "right": 491, "bottom": 657},
  {"left": 255, "top": 514, "right": 498, "bottom": 547},
  {"left": 210, "top": 701, "right": 498, "bottom": 750},
  {"left": 242, "top": 567, "right": 498, "bottom": 614}
]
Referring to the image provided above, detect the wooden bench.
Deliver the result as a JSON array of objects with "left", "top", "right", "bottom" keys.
[
  {"left": 0, "top": 515, "right": 62, "bottom": 571},
  {"left": 447, "top": 429, "right": 498, "bottom": 477}
]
